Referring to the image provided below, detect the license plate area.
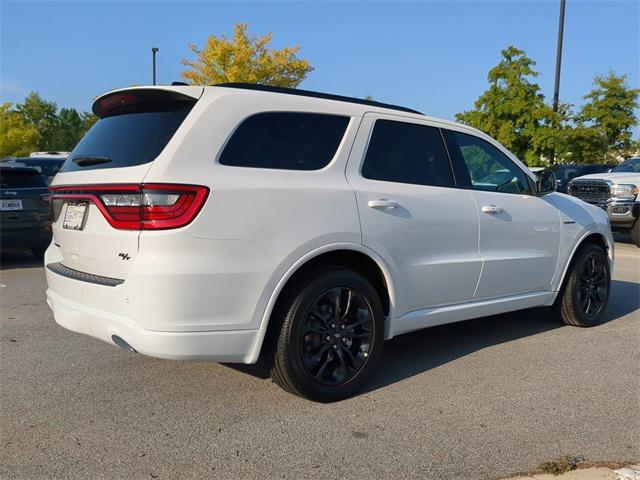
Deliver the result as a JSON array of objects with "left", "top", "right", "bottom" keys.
[
  {"left": 0, "top": 199, "right": 23, "bottom": 211},
  {"left": 63, "top": 201, "right": 88, "bottom": 230}
]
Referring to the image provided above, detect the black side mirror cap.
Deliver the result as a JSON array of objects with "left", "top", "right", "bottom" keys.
[{"left": 536, "top": 170, "right": 557, "bottom": 195}]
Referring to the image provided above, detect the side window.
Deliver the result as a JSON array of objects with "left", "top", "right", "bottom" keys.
[
  {"left": 362, "top": 120, "right": 454, "bottom": 187},
  {"left": 219, "top": 112, "right": 350, "bottom": 170},
  {"left": 443, "top": 130, "right": 531, "bottom": 194}
]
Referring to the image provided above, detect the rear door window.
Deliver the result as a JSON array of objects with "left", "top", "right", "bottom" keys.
[
  {"left": 219, "top": 112, "right": 350, "bottom": 170},
  {"left": 62, "top": 90, "right": 196, "bottom": 172},
  {"left": 361, "top": 119, "right": 454, "bottom": 187}
]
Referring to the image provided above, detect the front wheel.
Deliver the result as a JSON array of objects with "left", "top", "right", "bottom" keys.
[
  {"left": 270, "top": 268, "right": 384, "bottom": 402},
  {"left": 555, "top": 243, "right": 611, "bottom": 327}
]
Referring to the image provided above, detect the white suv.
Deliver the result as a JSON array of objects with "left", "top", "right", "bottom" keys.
[{"left": 46, "top": 84, "right": 613, "bottom": 401}]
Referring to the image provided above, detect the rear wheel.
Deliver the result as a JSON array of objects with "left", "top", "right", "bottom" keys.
[
  {"left": 555, "top": 243, "right": 610, "bottom": 327},
  {"left": 270, "top": 268, "right": 384, "bottom": 402}
]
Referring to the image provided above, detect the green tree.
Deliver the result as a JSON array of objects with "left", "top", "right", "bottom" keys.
[
  {"left": 52, "top": 107, "right": 83, "bottom": 150},
  {"left": 455, "top": 46, "right": 557, "bottom": 165},
  {"left": 0, "top": 103, "right": 39, "bottom": 157},
  {"left": 15, "top": 92, "right": 60, "bottom": 150},
  {"left": 574, "top": 72, "right": 640, "bottom": 162},
  {"left": 80, "top": 111, "right": 97, "bottom": 133},
  {"left": 181, "top": 23, "right": 313, "bottom": 87}
]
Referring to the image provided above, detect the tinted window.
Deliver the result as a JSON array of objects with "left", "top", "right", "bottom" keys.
[
  {"left": 362, "top": 120, "right": 454, "bottom": 187},
  {"left": 0, "top": 168, "right": 47, "bottom": 189},
  {"left": 612, "top": 158, "right": 640, "bottom": 173},
  {"left": 62, "top": 105, "right": 193, "bottom": 172},
  {"left": 13, "top": 158, "right": 64, "bottom": 182},
  {"left": 443, "top": 130, "right": 531, "bottom": 194},
  {"left": 552, "top": 164, "right": 613, "bottom": 182},
  {"left": 219, "top": 112, "right": 349, "bottom": 170}
]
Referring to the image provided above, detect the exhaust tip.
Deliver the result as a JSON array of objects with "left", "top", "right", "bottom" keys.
[{"left": 111, "top": 335, "right": 136, "bottom": 353}]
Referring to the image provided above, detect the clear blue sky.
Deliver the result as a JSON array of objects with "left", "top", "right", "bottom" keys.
[{"left": 1, "top": 0, "right": 638, "bottom": 125}]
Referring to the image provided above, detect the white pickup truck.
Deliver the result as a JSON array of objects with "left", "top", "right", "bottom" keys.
[{"left": 569, "top": 157, "right": 640, "bottom": 246}]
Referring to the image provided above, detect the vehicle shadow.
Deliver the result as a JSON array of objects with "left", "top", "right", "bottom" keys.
[
  {"left": 0, "top": 251, "right": 43, "bottom": 271},
  {"left": 225, "top": 278, "right": 639, "bottom": 392}
]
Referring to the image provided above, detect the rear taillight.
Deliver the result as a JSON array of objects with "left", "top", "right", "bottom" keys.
[{"left": 49, "top": 184, "right": 209, "bottom": 230}]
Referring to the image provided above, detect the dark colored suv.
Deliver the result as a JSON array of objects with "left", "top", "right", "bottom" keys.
[
  {"left": 552, "top": 164, "right": 614, "bottom": 193},
  {"left": 8, "top": 157, "right": 66, "bottom": 184},
  {"left": 0, "top": 165, "right": 52, "bottom": 259}
]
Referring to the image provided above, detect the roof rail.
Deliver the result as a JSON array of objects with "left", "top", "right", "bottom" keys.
[{"left": 214, "top": 83, "right": 423, "bottom": 115}]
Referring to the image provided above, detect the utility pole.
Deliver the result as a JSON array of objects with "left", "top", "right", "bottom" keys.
[
  {"left": 550, "top": 0, "right": 566, "bottom": 165},
  {"left": 552, "top": 0, "right": 566, "bottom": 113},
  {"left": 152, "top": 47, "right": 159, "bottom": 85}
]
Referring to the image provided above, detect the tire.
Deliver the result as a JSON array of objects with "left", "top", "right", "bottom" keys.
[
  {"left": 631, "top": 220, "right": 640, "bottom": 247},
  {"left": 270, "top": 268, "right": 384, "bottom": 402},
  {"left": 555, "top": 243, "right": 611, "bottom": 327},
  {"left": 31, "top": 247, "right": 46, "bottom": 260}
]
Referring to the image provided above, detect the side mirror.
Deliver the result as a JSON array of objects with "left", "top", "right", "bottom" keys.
[{"left": 536, "top": 170, "right": 557, "bottom": 195}]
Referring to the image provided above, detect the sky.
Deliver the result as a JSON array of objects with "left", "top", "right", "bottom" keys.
[{"left": 1, "top": 0, "right": 638, "bottom": 125}]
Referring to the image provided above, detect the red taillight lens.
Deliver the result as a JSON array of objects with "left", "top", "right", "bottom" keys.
[{"left": 49, "top": 184, "right": 209, "bottom": 230}]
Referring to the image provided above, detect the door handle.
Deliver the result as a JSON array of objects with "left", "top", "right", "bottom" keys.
[
  {"left": 481, "top": 205, "right": 504, "bottom": 214},
  {"left": 368, "top": 199, "right": 399, "bottom": 210}
]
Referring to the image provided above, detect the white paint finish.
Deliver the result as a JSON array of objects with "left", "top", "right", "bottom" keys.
[
  {"left": 346, "top": 114, "right": 482, "bottom": 315},
  {"left": 45, "top": 85, "right": 614, "bottom": 364},
  {"left": 546, "top": 193, "right": 614, "bottom": 291},
  {"left": 394, "top": 291, "right": 556, "bottom": 336},
  {"left": 46, "top": 289, "right": 259, "bottom": 363},
  {"left": 52, "top": 203, "right": 140, "bottom": 279},
  {"left": 471, "top": 190, "right": 561, "bottom": 299}
]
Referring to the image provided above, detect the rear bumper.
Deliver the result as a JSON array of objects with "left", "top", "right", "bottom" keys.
[{"left": 46, "top": 288, "right": 261, "bottom": 363}]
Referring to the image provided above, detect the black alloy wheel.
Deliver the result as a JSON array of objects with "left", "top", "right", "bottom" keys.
[{"left": 300, "top": 287, "right": 374, "bottom": 386}]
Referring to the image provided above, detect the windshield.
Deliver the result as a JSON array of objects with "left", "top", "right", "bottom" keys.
[{"left": 612, "top": 158, "right": 640, "bottom": 173}]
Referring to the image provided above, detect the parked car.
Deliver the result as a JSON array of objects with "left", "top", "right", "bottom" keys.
[
  {"left": 552, "top": 163, "right": 615, "bottom": 193},
  {"left": 569, "top": 157, "right": 640, "bottom": 246},
  {"left": 46, "top": 84, "right": 613, "bottom": 401},
  {"left": 1, "top": 164, "right": 52, "bottom": 259},
  {"left": 7, "top": 157, "right": 66, "bottom": 184},
  {"left": 30, "top": 151, "right": 70, "bottom": 159}
]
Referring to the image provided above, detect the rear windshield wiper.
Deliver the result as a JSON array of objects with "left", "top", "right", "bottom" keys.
[{"left": 72, "top": 156, "right": 112, "bottom": 167}]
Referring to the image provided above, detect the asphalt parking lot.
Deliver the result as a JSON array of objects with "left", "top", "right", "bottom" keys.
[{"left": 1, "top": 239, "right": 638, "bottom": 480}]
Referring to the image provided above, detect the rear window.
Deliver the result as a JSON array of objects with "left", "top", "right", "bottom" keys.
[
  {"left": 62, "top": 90, "right": 195, "bottom": 172},
  {"left": 219, "top": 112, "right": 350, "bottom": 170},
  {"left": 14, "top": 159, "right": 64, "bottom": 179},
  {"left": 0, "top": 168, "right": 47, "bottom": 189}
]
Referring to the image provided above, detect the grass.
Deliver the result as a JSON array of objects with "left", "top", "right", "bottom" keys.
[{"left": 536, "top": 455, "right": 584, "bottom": 475}]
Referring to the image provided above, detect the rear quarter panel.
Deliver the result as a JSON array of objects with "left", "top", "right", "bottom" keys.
[{"left": 140, "top": 91, "right": 364, "bottom": 332}]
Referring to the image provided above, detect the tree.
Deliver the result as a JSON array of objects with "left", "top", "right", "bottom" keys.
[
  {"left": 52, "top": 107, "right": 83, "bottom": 150},
  {"left": 0, "top": 103, "right": 39, "bottom": 157},
  {"left": 455, "top": 46, "right": 558, "bottom": 165},
  {"left": 15, "top": 92, "right": 60, "bottom": 150},
  {"left": 181, "top": 23, "right": 313, "bottom": 87},
  {"left": 575, "top": 72, "right": 640, "bottom": 162}
]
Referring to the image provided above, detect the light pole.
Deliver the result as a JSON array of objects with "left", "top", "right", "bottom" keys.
[
  {"left": 152, "top": 47, "right": 159, "bottom": 85},
  {"left": 550, "top": 0, "right": 566, "bottom": 165},
  {"left": 552, "top": 0, "right": 566, "bottom": 114}
]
